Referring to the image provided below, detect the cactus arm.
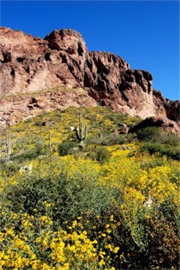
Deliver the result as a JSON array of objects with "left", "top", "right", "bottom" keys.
[
  {"left": 79, "top": 113, "right": 83, "bottom": 139},
  {"left": 82, "top": 126, "right": 88, "bottom": 140},
  {"left": 75, "top": 127, "right": 81, "bottom": 141},
  {"left": 74, "top": 113, "right": 88, "bottom": 147}
]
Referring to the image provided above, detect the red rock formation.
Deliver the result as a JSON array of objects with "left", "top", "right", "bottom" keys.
[
  {"left": 0, "top": 27, "right": 179, "bottom": 131},
  {"left": 0, "top": 87, "right": 96, "bottom": 127}
]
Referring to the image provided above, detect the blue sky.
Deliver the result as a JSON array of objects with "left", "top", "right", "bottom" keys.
[{"left": 1, "top": 1, "right": 179, "bottom": 100}]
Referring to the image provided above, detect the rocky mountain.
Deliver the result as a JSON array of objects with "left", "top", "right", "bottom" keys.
[{"left": 0, "top": 27, "right": 179, "bottom": 132}]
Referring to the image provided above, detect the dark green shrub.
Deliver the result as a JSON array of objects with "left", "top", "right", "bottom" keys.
[
  {"left": 87, "top": 132, "right": 136, "bottom": 147},
  {"left": 95, "top": 147, "right": 110, "bottom": 163},
  {"left": 142, "top": 143, "right": 180, "bottom": 161},
  {"left": 86, "top": 134, "right": 101, "bottom": 145},
  {"left": 136, "top": 127, "right": 161, "bottom": 142},
  {"left": 162, "top": 133, "right": 179, "bottom": 147},
  {"left": 101, "top": 134, "right": 120, "bottom": 146},
  {"left": 87, "top": 146, "right": 110, "bottom": 163},
  {"left": 142, "top": 142, "right": 164, "bottom": 154},
  {"left": 118, "top": 133, "right": 137, "bottom": 144},
  {"left": 137, "top": 127, "right": 179, "bottom": 161},
  {"left": 166, "top": 147, "right": 180, "bottom": 160},
  {"left": 58, "top": 141, "right": 76, "bottom": 156},
  {"left": 34, "top": 120, "right": 44, "bottom": 126}
]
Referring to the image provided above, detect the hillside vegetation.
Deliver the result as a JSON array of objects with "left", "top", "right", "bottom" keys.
[{"left": 0, "top": 107, "right": 179, "bottom": 270}]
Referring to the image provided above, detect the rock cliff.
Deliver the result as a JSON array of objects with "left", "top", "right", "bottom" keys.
[{"left": 0, "top": 27, "right": 179, "bottom": 131}]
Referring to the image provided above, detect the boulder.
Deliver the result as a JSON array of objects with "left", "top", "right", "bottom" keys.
[{"left": 129, "top": 116, "right": 179, "bottom": 134}]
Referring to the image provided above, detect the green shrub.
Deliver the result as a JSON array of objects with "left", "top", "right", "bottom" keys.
[
  {"left": 86, "top": 146, "right": 110, "bottom": 163},
  {"left": 139, "top": 157, "right": 168, "bottom": 170},
  {"left": 102, "top": 133, "right": 121, "bottom": 146},
  {"left": 162, "top": 133, "right": 179, "bottom": 147},
  {"left": 136, "top": 127, "right": 179, "bottom": 161},
  {"left": 87, "top": 133, "right": 136, "bottom": 147},
  {"left": 1, "top": 161, "right": 114, "bottom": 226},
  {"left": 136, "top": 127, "right": 161, "bottom": 142},
  {"left": 142, "top": 142, "right": 164, "bottom": 154},
  {"left": 34, "top": 120, "right": 44, "bottom": 126},
  {"left": 142, "top": 142, "right": 179, "bottom": 161},
  {"left": 95, "top": 147, "right": 110, "bottom": 163},
  {"left": 15, "top": 142, "right": 47, "bottom": 162},
  {"left": 58, "top": 141, "right": 76, "bottom": 156},
  {"left": 0, "top": 161, "right": 21, "bottom": 177},
  {"left": 166, "top": 147, "right": 179, "bottom": 160}
]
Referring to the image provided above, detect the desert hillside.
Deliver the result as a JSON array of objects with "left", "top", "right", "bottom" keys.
[{"left": 0, "top": 106, "right": 179, "bottom": 269}]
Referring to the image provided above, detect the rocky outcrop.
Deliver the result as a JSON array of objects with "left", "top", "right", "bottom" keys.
[
  {"left": 129, "top": 116, "right": 179, "bottom": 134},
  {"left": 118, "top": 123, "right": 129, "bottom": 134},
  {"left": 86, "top": 64, "right": 156, "bottom": 118},
  {"left": 0, "top": 27, "right": 179, "bottom": 131},
  {"left": 0, "top": 28, "right": 87, "bottom": 99},
  {"left": 0, "top": 87, "right": 96, "bottom": 128}
]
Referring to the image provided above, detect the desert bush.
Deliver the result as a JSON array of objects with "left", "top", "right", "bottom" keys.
[
  {"left": 137, "top": 127, "right": 179, "bottom": 160},
  {"left": 161, "top": 132, "right": 179, "bottom": 146},
  {"left": 102, "top": 133, "right": 122, "bottom": 146},
  {"left": 101, "top": 133, "right": 136, "bottom": 146},
  {"left": 136, "top": 126, "right": 162, "bottom": 142},
  {"left": 142, "top": 142, "right": 179, "bottom": 160},
  {"left": 1, "top": 158, "right": 114, "bottom": 225},
  {"left": 147, "top": 210, "right": 180, "bottom": 269},
  {"left": 94, "top": 147, "right": 110, "bottom": 164},
  {"left": 139, "top": 156, "right": 168, "bottom": 169},
  {"left": 14, "top": 142, "right": 47, "bottom": 162},
  {"left": 0, "top": 161, "right": 21, "bottom": 177},
  {"left": 58, "top": 141, "right": 76, "bottom": 156},
  {"left": 166, "top": 146, "right": 179, "bottom": 160},
  {"left": 87, "top": 132, "right": 136, "bottom": 147}
]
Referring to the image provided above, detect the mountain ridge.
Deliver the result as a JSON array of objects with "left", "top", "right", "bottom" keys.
[{"left": 0, "top": 27, "right": 179, "bottom": 132}]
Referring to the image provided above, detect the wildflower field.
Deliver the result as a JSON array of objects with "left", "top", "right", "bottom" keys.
[{"left": 0, "top": 107, "right": 179, "bottom": 269}]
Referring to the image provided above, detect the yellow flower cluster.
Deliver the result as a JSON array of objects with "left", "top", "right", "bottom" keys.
[{"left": 0, "top": 216, "right": 98, "bottom": 270}]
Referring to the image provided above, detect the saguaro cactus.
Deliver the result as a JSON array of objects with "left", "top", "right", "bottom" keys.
[{"left": 75, "top": 113, "right": 88, "bottom": 148}]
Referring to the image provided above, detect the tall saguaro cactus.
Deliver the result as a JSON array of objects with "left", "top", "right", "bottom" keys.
[{"left": 75, "top": 113, "right": 88, "bottom": 148}]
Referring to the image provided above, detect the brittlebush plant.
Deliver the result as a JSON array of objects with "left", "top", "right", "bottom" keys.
[{"left": 0, "top": 107, "right": 179, "bottom": 269}]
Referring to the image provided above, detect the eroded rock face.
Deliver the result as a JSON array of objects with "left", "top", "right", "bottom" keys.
[
  {"left": 0, "top": 88, "right": 96, "bottom": 128},
  {"left": 86, "top": 63, "right": 156, "bottom": 119},
  {"left": 0, "top": 27, "right": 179, "bottom": 131}
]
